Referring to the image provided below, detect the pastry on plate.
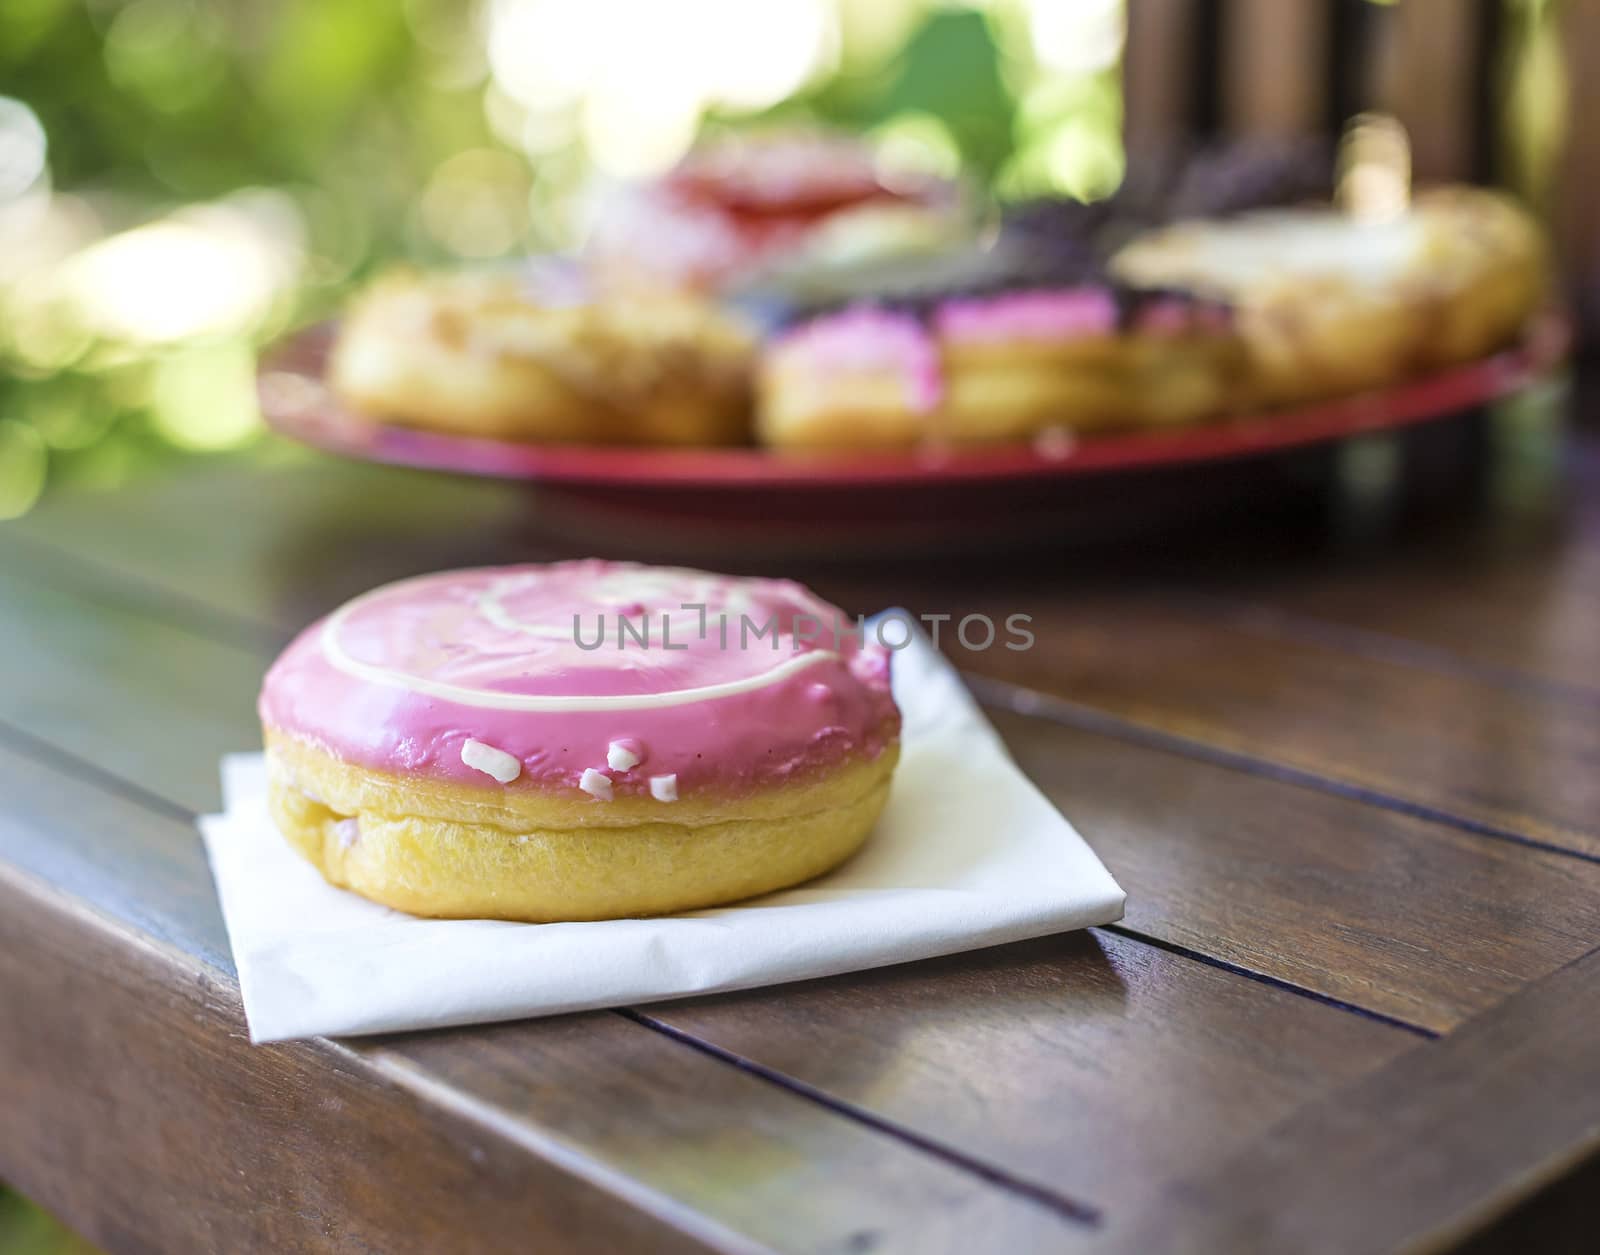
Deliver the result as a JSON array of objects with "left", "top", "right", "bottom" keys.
[
  {"left": 757, "top": 275, "right": 1245, "bottom": 449},
  {"left": 328, "top": 268, "right": 756, "bottom": 445},
  {"left": 259, "top": 562, "right": 901, "bottom": 922},
  {"left": 1109, "top": 186, "right": 1545, "bottom": 407},
  {"left": 585, "top": 131, "right": 973, "bottom": 293}
]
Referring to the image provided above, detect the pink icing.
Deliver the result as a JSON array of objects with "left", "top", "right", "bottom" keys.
[
  {"left": 259, "top": 562, "right": 899, "bottom": 801},
  {"left": 933, "top": 288, "right": 1118, "bottom": 344},
  {"left": 774, "top": 306, "right": 943, "bottom": 412}
]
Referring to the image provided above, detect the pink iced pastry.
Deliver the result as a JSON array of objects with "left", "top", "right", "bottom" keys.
[
  {"left": 260, "top": 561, "right": 899, "bottom": 801},
  {"left": 584, "top": 132, "right": 965, "bottom": 292},
  {"left": 768, "top": 306, "right": 944, "bottom": 412},
  {"left": 757, "top": 279, "right": 1243, "bottom": 449},
  {"left": 933, "top": 288, "right": 1119, "bottom": 343}
]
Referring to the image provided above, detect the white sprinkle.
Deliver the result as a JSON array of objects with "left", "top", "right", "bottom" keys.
[
  {"left": 579, "top": 768, "right": 613, "bottom": 801},
  {"left": 649, "top": 774, "right": 678, "bottom": 802},
  {"left": 334, "top": 818, "right": 360, "bottom": 849},
  {"left": 461, "top": 738, "right": 522, "bottom": 784},
  {"left": 607, "top": 739, "right": 642, "bottom": 772}
]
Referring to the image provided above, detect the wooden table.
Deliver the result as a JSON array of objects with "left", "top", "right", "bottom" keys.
[{"left": 2, "top": 402, "right": 1598, "bottom": 1253}]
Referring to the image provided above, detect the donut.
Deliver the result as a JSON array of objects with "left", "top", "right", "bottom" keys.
[
  {"left": 756, "top": 282, "right": 1245, "bottom": 449},
  {"left": 1109, "top": 186, "right": 1545, "bottom": 407},
  {"left": 328, "top": 268, "right": 756, "bottom": 445},
  {"left": 1408, "top": 186, "right": 1548, "bottom": 369},
  {"left": 258, "top": 562, "right": 901, "bottom": 922},
  {"left": 585, "top": 131, "right": 971, "bottom": 293}
]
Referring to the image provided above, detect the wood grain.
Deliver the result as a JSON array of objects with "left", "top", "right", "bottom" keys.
[
  {"left": 1560, "top": 0, "right": 1600, "bottom": 341},
  {"left": 1220, "top": 0, "right": 1327, "bottom": 138},
  {"left": 0, "top": 458, "right": 561, "bottom": 642},
  {"left": 0, "top": 877, "right": 718, "bottom": 1255},
  {"left": 1177, "top": 515, "right": 1600, "bottom": 701},
  {"left": 1372, "top": 0, "right": 1479, "bottom": 181},
  {"left": 987, "top": 707, "right": 1600, "bottom": 1033},
  {"left": 647, "top": 928, "right": 1415, "bottom": 1213},
  {"left": 0, "top": 754, "right": 1095, "bottom": 1255},
  {"left": 1112, "top": 944, "right": 1600, "bottom": 1254},
  {"left": 1122, "top": 0, "right": 1199, "bottom": 150},
  {"left": 893, "top": 586, "right": 1600, "bottom": 858},
  {"left": 0, "top": 564, "right": 263, "bottom": 814}
]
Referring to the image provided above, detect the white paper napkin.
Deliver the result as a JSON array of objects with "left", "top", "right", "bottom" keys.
[{"left": 200, "top": 625, "right": 1125, "bottom": 1042}]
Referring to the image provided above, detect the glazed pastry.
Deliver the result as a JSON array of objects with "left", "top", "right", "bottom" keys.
[
  {"left": 757, "top": 278, "right": 1244, "bottom": 449},
  {"left": 328, "top": 268, "right": 756, "bottom": 445},
  {"left": 1110, "top": 186, "right": 1545, "bottom": 406},
  {"left": 585, "top": 131, "right": 972, "bottom": 293},
  {"left": 258, "top": 562, "right": 901, "bottom": 922},
  {"left": 1407, "top": 187, "right": 1548, "bottom": 369}
]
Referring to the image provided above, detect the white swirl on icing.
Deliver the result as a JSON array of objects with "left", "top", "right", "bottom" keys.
[
  {"left": 319, "top": 569, "right": 840, "bottom": 713},
  {"left": 477, "top": 568, "right": 756, "bottom": 644}
]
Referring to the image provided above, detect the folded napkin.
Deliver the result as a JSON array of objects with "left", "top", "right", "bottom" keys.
[{"left": 200, "top": 624, "right": 1125, "bottom": 1042}]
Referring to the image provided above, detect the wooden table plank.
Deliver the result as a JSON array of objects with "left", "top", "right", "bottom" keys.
[
  {"left": 2, "top": 871, "right": 731, "bottom": 1255},
  {"left": 930, "top": 589, "right": 1600, "bottom": 859},
  {"left": 0, "top": 565, "right": 262, "bottom": 814},
  {"left": 645, "top": 930, "right": 1416, "bottom": 1213},
  {"left": 985, "top": 708, "right": 1600, "bottom": 1032},
  {"left": 0, "top": 747, "right": 1096, "bottom": 1254},
  {"left": 1113, "top": 944, "right": 1600, "bottom": 1254},
  {"left": 0, "top": 732, "right": 231, "bottom": 971},
  {"left": 1137, "top": 434, "right": 1600, "bottom": 698},
  {"left": 1179, "top": 523, "right": 1600, "bottom": 702},
  {"left": 1, "top": 457, "right": 559, "bottom": 642}
]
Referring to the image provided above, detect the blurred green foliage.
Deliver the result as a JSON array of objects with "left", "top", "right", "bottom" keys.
[
  {"left": 0, "top": 1186, "right": 101, "bottom": 1255},
  {"left": 0, "top": 0, "right": 507, "bottom": 512},
  {"left": 0, "top": 0, "right": 1123, "bottom": 517}
]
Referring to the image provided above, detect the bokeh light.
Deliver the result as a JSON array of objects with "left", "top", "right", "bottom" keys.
[
  {"left": 147, "top": 343, "right": 262, "bottom": 451},
  {"left": 0, "top": 0, "right": 1134, "bottom": 516},
  {"left": 487, "top": 0, "right": 837, "bottom": 175},
  {"left": 60, "top": 210, "right": 293, "bottom": 345},
  {"left": 1026, "top": 0, "right": 1125, "bottom": 76},
  {"left": 0, "top": 419, "right": 47, "bottom": 520},
  {"left": 0, "top": 96, "right": 47, "bottom": 202}
]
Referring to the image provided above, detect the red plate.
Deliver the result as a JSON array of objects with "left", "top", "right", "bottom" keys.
[
  {"left": 257, "top": 317, "right": 1569, "bottom": 557},
  {"left": 260, "top": 316, "right": 1568, "bottom": 490}
]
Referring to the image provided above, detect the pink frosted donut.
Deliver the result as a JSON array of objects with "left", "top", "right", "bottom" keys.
[
  {"left": 933, "top": 288, "right": 1119, "bottom": 343},
  {"left": 757, "top": 284, "right": 1247, "bottom": 448},
  {"left": 259, "top": 561, "right": 902, "bottom": 921}
]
